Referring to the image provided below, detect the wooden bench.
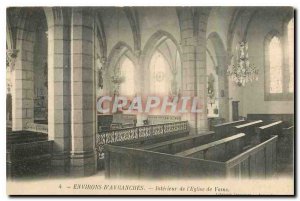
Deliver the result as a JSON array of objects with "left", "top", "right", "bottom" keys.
[
  {"left": 226, "top": 136, "right": 278, "bottom": 178},
  {"left": 104, "top": 144, "right": 227, "bottom": 179},
  {"left": 247, "top": 113, "right": 294, "bottom": 128},
  {"left": 256, "top": 122, "right": 293, "bottom": 176},
  {"left": 104, "top": 135, "right": 278, "bottom": 179},
  {"left": 141, "top": 131, "right": 215, "bottom": 154},
  {"left": 277, "top": 126, "right": 294, "bottom": 175},
  {"left": 232, "top": 120, "right": 264, "bottom": 147},
  {"left": 175, "top": 133, "right": 245, "bottom": 162},
  {"left": 212, "top": 120, "right": 246, "bottom": 140},
  {"left": 7, "top": 140, "right": 53, "bottom": 178},
  {"left": 7, "top": 130, "right": 48, "bottom": 146},
  {"left": 255, "top": 121, "right": 283, "bottom": 142}
]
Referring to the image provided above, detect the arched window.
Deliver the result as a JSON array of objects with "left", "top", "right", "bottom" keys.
[
  {"left": 119, "top": 56, "right": 135, "bottom": 97},
  {"left": 149, "top": 51, "right": 172, "bottom": 96},
  {"left": 264, "top": 25, "right": 294, "bottom": 101},
  {"left": 269, "top": 36, "right": 283, "bottom": 93},
  {"left": 288, "top": 18, "right": 294, "bottom": 93}
]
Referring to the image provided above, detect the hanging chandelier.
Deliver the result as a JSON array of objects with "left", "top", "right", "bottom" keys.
[{"left": 227, "top": 41, "right": 259, "bottom": 87}]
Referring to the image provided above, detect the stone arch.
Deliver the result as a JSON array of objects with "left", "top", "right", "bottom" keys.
[
  {"left": 6, "top": 18, "right": 14, "bottom": 50},
  {"left": 123, "top": 7, "right": 141, "bottom": 52},
  {"left": 11, "top": 7, "right": 53, "bottom": 130},
  {"left": 227, "top": 8, "right": 259, "bottom": 61},
  {"left": 95, "top": 15, "right": 107, "bottom": 60},
  {"left": 207, "top": 31, "right": 229, "bottom": 121},
  {"left": 16, "top": 8, "right": 51, "bottom": 49},
  {"left": 243, "top": 10, "right": 259, "bottom": 41},
  {"left": 206, "top": 47, "right": 217, "bottom": 68},
  {"left": 226, "top": 8, "right": 244, "bottom": 60},
  {"left": 281, "top": 8, "right": 294, "bottom": 32},
  {"left": 142, "top": 30, "right": 183, "bottom": 94},
  {"left": 207, "top": 32, "right": 227, "bottom": 73},
  {"left": 142, "top": 30, "right": 183, "bottom": 66},
  {"left": 108, "top": 41, "right": 138, "bottom": 70},
  {"left": 107, "top": 41, "right": 138, "bottom": 95}
]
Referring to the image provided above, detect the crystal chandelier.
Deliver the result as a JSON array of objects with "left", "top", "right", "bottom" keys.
[{"left": 227, "top": 41, "right": 259, "bottom": 87}]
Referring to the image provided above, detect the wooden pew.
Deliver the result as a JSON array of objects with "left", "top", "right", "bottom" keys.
[
  {"left": 141, "top": 131, "right": 215, "bottom": 154},
  {"left": 7, "top": 140, "right": 53, "bottom": 178},
  {"left": 256, "top": 122, "right": 293, "bottom": 176},
  {"left": 226, "top": 136, "right": 278, "bottom": 178},
  {"left": 212, "top": 120, "right": 246, "bottom": 140},
  {"left": 104, "top": 135, "right": 278, "bottom": 179},
  {"left": 247, "top": 113, "right": 294, "bottom": 128},
  {"left": 104, "top": 144, "right": 227, "bottom": 179},
  {"left": 7, "top": 130, "right": 48, "bottom": 147},
  {"left": 175, "top": 133, "right": 245, "bottom": 162},
  {"left": 255, "top": 121, "right": 283, "bottom": 142},
  {"left": 277, "top": 126, "right": 294, "bottom": 175},
  {"left": 232, "top": 120, "right": 264, "bottom": 147}
]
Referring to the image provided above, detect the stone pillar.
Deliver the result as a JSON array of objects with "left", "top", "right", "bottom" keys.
[
  {"left": 11, "top": 31, "right": 35, "bottom": 131},
  {"left": 135, "top": 51, "right": 144, "bottom": 126},
  {"left": 46, "top": 7, "right": 72, "bottom": 175},
  {"left": 179, "top": 10, "right": 198, "bottom": 134},
  {"left": 179, "top": 8, "right": 209, "bottom": 134},
  {"left": 70, "top": 8, "right": 97, "bottom": 176},
  {"left": 195, "top": 13, "right": 209, "bottom": 132}
]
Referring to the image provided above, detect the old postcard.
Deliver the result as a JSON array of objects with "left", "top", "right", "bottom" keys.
[{"left": 5, "top": 6, "right": 294, "bottom": 195}]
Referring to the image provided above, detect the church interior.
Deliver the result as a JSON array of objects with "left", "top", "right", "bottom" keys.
[{"left": 6, "top": 7, "right": 294, "bottom": 179}]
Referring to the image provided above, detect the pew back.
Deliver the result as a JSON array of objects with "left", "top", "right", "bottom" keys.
[
  {"left": 104, "top": 135, "right": 278, "bottom": 179},
  {"left": 175, "top": 133, "right": 245, "bottom": 162},
  {"left": 233, "top": 120, "right": 264, "bottom": 146},
  {"left": 141, "top": 131, "right": 215, "bottom": 154},
  {"left": 226, "top": 135, "right": 278, "bottom": 178},
  {"left": 255, "top": 121, "right": 283, "bottom": 142},
  {"left": 7, "top": 140, "right": 53, "bottom": 178},
  {"left": 212, "top": 120, "right": 246, "bottom": 139},
  {"left": 104, "top": 144, "right": 227, "bottom": 179},
  {"left": 278, "top": 126, "right": 294, "bottom": 173},
  {"left": 7, "top": 130, "right": 48, "bottom": 147}
]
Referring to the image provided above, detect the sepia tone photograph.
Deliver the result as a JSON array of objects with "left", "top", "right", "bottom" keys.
[{"left": 4, "top": 4, "right": 295, "bottom": 196}]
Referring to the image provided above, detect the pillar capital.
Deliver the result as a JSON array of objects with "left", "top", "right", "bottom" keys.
[{"left": 6, "top": 49, "right": 19, "bottom": 71}]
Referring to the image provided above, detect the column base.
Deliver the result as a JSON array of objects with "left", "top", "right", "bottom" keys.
[
  {"left": 51, "top": 152, "right": 70, "bottom": 177},
  {"left": 70, "top": 150, "right": 97, "bottom": 177}
]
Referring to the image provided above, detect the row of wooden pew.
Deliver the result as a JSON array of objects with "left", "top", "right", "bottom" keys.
[
  {"left": 104, "top": 119, "right": 294, "bottom": 179},
  {"left": 7, "top": 130, "right": 53, "bottom": 179}
]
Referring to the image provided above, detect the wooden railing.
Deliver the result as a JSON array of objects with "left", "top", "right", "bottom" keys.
[{"left": 96, "top": 121, "right": 188, "bottom": 159}]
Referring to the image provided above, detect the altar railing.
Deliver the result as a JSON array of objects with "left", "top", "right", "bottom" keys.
[{"left": 96, "top": 121, "right": 189, "bottom": 159}]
